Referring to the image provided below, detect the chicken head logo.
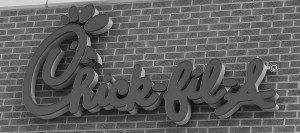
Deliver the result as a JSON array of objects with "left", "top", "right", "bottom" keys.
[{"left": 23, "top": 4, "right": 112, "bottom": 119}]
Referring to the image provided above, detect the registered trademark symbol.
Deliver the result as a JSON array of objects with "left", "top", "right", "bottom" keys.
[{"left": 267, "top": 64, "right": 278, "bottom": 72}]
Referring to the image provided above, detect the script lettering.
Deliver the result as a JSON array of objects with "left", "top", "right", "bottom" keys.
[
  {"left": 164, "top": 61, "right": 194, "bottom": 125},
  {"left": 214, "top": 58, "right": 279, "bottom": 118},
  {"left": 23, "top": 4, "right": 279, "bottom": 125}
]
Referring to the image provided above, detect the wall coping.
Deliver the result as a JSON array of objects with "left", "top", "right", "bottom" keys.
[{"left": 0, "top": 0, "right": 170, "bottom": 10}]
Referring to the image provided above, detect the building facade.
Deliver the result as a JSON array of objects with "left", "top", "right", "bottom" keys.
[{"left": 0, "top": 0, "right": 300, "bottom": 132}]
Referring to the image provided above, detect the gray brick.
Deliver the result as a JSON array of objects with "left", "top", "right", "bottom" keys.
[
  {"left": 1, "top": 11, "right": 17, "bottom": 17},
  {"left": 7, "top": 29, "right": 24, "bottom": 35},
  {"left": 153, "top": 1, "right": 171, "bottom": 7},
  {"left": 242, "top": 2, "right": 262, "bottom": 9},
  {"left": 211, "top": 11, "right": 230, "bottom": 17},
  {"left": 283, "top": 27, "right": 300, "bottom": 33},
  {"left": 140, "top": 21, "right": 158, "bottom": 28},
  {"left": 189, "top": 25, "right": 208, "bottom": 31},
  {"left": 18, "top": 9, "right": 35, "bottom": 15},
  {"left": 241, "top": 120, "right": 261, "bottom": 126},
  {"left": 208, "top": 37, "right": 227, "bottom": 43},
  {"left": 285, "top": 0, "right": 300, "bottom": 6},
  {"left": 262, "top": 28, "right": 282, "bottom": 34},
  {"left": 217, "top": 43, "right": 237, "bottom": 50},
  {"left": 76, "top": 124, "right": 96, "bottom": 130},
  {"left": 38, "top": 125, "right": 56, "bottom": 131},
  {"left": 193, "top": 0, "right": 212, "bottom": 5},
  {"left": 210, "top": 24, "right": 229, "bottom": 30},
  {"left": 169, "top": 26, "right": 188, "bottom": 32},
  {"left": 191, "top": 12, "right": 210, "bottom": 18},
  {"left": 112, "top": 17, "right": 130, "bottom": 23},
  {"left": 19, "top": 125, "right": 38, "bottom": 131},
  {"left": 222, "top": 4, "right": 241, "bottom": 10},
  {"left": 264, "top": 14, "right": 283, "bottom": 21},
  {"left": 162, "top": 8, "right": 180, "bottom": 14},
  {"left": 181, "top": 6, "right": 200, "bottom": 12},
  {"left": 271, "top": 34, "right": 291, "bottom": 41},
  {"left": 157, "top": 121, "right": 176, "bottom": 128},
  {"left": 252, "top": 127, "right": 272, "bottom": 133},
  {"left": 230, "top": 127, "right": 250, "bottom": 133},
  {"left": 137, "top": 122, "right": 155, "bottom": 128},
  {"left": 179, "top": 19, "right": 198, "bottom": 25},
  {"left": 240, "top": 29, "right": 259, "bottom": 35},
  {"left": 131, "top": 15, "right": 150, "bottom": 22},
  {"left": 145, "top": 54, "right": 164, "bottom": 60},
  {"left": 151, "top": 14, "right": 169, "bottom": 21},
  {"left": 219, "top": 30, "right": 238, "bottom": 37},
  {"left": 130, "top": 28, "right": 148, "bottom": 34},
  {"left": 220, "top": 17, "right": 240, "bottom": 23},
  {"left": 159, "top": 20, "right": 178, "bottom": 26},
  {"left": 0, "top": 23, "right": 15, "bottom": 29},
  {"left": 10, "top": 16, "right": 27, "bottom": 22},
  {"left": 250, "top": 35, "right": 270, "bottom": 42},
  {"left": 25, "top": 27, "right": 43, "bottom": 34},
  {"left": 274, "top": 126, "right": 294, "bottom": 132},
  {"left": 0, "top": 126, "right": 18, "bottom": 132},
  {"left": 171, "top": 13, "right": 189, "bottom": 19},
  {"left": 104, "top": 11, "right": 121, "bottom": 17},
  {"left": 200, "top": 18, "right": 219, "bottom": 24},
  {"left": 201, "top": 5, "right": 220, "bottom": 11},
  {"left": 119, "top": 35, "right": 137, "bottom": 42},
  {"left": 242, "top": 15, "right": 261, "bottom": 22},
  {"left": 166, "top": 128, "right": 186, "bottom": 133},
  {"left": 264, "top": 1, "right": 283, "bottom": 7},
  {"left": 230, "top": 23, "right": 250, "bottom": 29},
  {"left": 122, "top": 10, "right": 140, "bottom": 16},
  {"left": 251, "top": 22, "right": 271, "bottom": 28},
  {"left": 172, "top": 0, "right": 192, "bottom": 6},
  {"left": 188, "top": 38, "right": 207, "bottom": 44},
  {"left": 57, "top": 124, "right": 76, "bottom": 130},
  {"left": 285, "top": 13, "right": 300, "bottom": 19},
  {"left": 167, "top": 39, "right": 186, "bottom": 46},
  {"left": 213, "top": 0, "right": 232, "bottom": 4},
  {"left": 133, "top": 2, "right": 151, "bottom": 9},
  {"left": 0, "top": 36, "right": 14, "bottom": 41},
  {"left": 0, "top": 17, "right": 8, "bottom": 23},
  {"left": 114, "top": 4, "right": 132, "bottom": 10},
  {"left": 275, "top": 7, "right": 295, "bottom": 13},
  {"left": 138, "top": 34, "right": 157, "bottom": 40},
  {"left": 17, "top": 22, "right": 33, "bottom": 28},
  {"left": 232, "top": 9, "right": 251, "bottom": 16},
  {"left": 198, "top": 31, "right": 217, "bottom": 37},
  {"left": 149, "top": 27, "right": 168, "bottom": 33},
  {"left": 142, "top": 9, "right": 160, "bottom": 15},
  {"left": 178, "top": 32, "right": 197, "bottom": 38},
  {"left": 208, "top": 128, "right": 228, "bottom": 133}
]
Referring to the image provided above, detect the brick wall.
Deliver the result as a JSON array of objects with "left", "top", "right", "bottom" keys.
[{"left": 0, "top": 0, "right": 300, "bottom": 132}]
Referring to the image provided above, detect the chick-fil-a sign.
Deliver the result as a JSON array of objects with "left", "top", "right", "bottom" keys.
[{"left": 23, "top": 4, "right": 279, "bottom": 125}]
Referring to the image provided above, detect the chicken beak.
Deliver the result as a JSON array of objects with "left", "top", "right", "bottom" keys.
[{"left": 80, "top": 46, "right": 102, "bottom": 66}]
